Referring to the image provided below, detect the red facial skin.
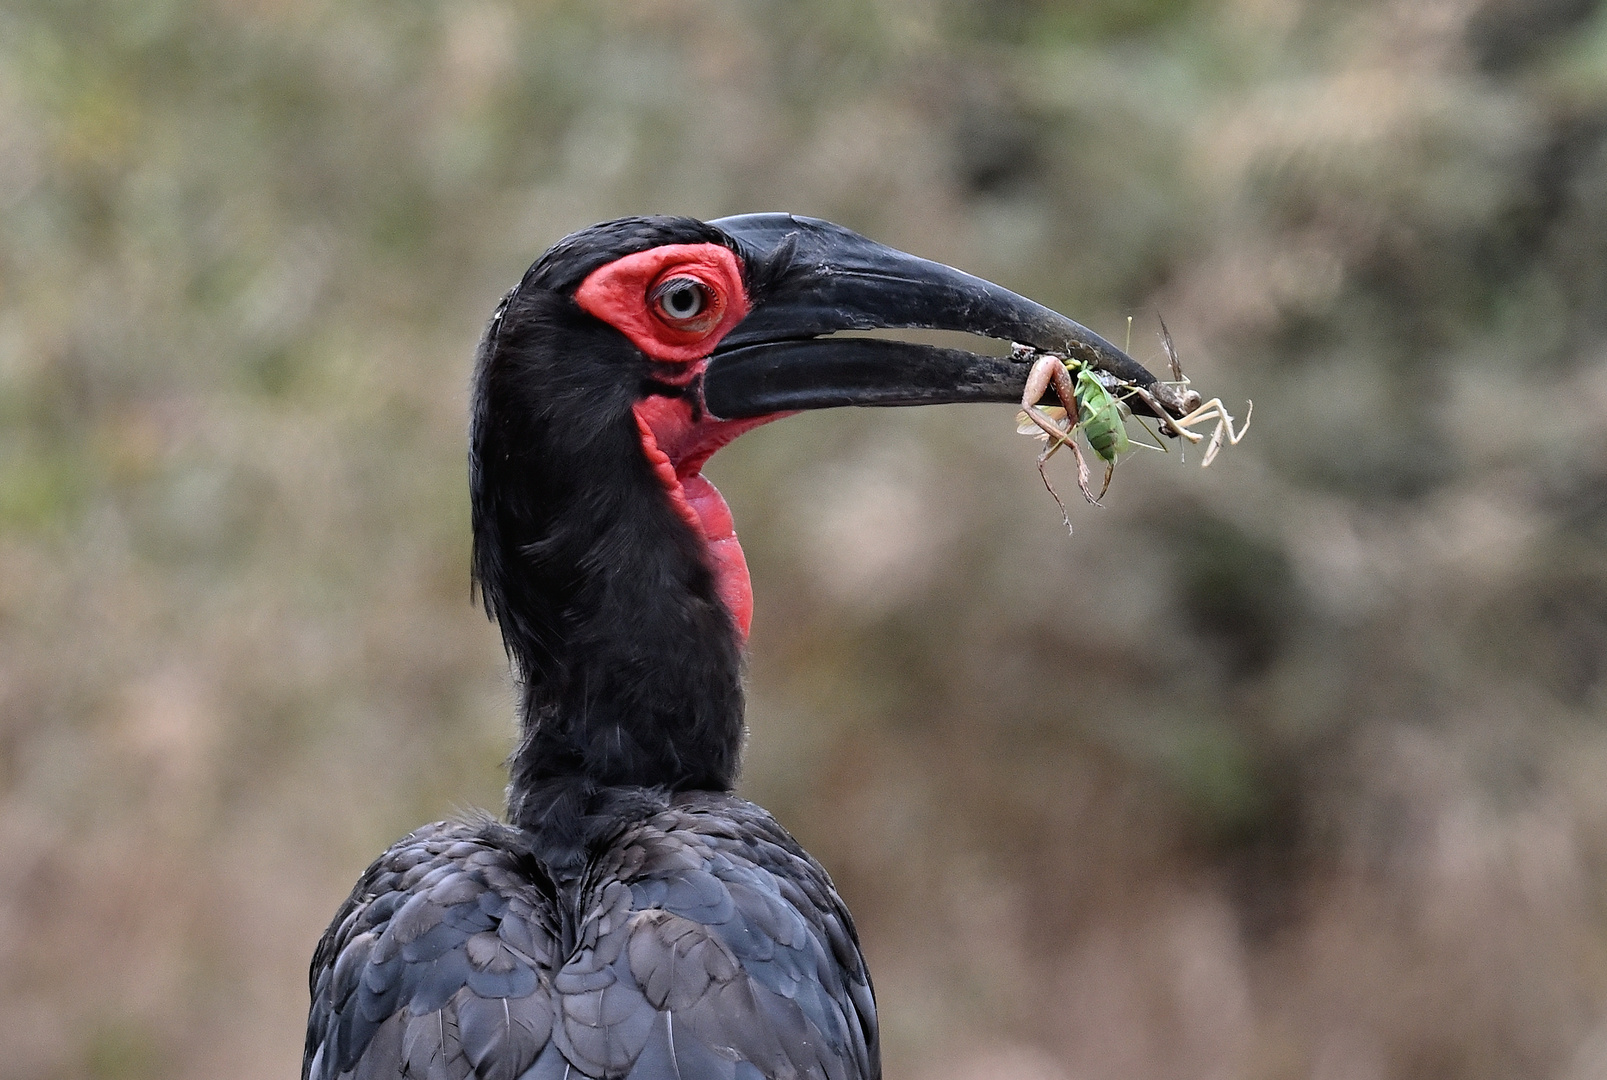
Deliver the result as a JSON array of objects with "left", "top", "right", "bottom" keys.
[
  {"left": 576, "top": 243, "right": 782, "bottom": 641},
  {"left": 574, "top": 244, "right": 750, "bottom": 365}
]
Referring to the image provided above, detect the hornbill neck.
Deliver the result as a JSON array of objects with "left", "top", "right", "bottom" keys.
[
  {"left": 468, "top": 212, "right": 1170, "bottom": 842},
  {"left": 471, "top": 287, "right": 745, "bottom": 831}
]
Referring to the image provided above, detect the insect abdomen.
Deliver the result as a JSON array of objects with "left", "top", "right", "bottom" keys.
[{"left": 1076, "top": 372, "right": 1129, "bottom": 462}]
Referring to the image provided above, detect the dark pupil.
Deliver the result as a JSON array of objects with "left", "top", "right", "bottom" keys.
[{"left": 661, "top": 281, "right": 704, "bottom": 318}]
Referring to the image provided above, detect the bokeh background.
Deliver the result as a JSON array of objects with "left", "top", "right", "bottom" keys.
[{"left": 5, "top": 0, "right": 1607, "bottom": 1077}]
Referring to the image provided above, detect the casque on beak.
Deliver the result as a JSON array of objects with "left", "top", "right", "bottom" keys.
[{"left": 698, "top": 213, "right": 1165, "bottom": 420}]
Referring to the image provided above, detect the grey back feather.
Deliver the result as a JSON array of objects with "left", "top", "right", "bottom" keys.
[{"left": 305, "top": 793, "right": 878, "bottom": 1080}]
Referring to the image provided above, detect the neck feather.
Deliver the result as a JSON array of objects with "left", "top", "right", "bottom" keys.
[{"left": 471, "top": 304, "right": 745, "bottom": 827}]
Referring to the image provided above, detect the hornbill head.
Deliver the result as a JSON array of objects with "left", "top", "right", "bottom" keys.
[{"left": 473, "top": 214, "right": 1161, "bottom": 797}]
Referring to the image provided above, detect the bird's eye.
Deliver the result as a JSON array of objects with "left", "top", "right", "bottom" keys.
[
  {"left": 574, "top": 245, "right": 746, "bottom": 360},
  {"left": 651, "top": 277, "right": 711, "bottom": 324}
]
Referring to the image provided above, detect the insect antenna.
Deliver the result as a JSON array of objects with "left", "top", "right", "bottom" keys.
[
  {"left": 1125, "top": 413, "right": 1167, "bottom": 452},
  {"left": 1111, "top": 389, "right": 1168, "bottom": 453}
]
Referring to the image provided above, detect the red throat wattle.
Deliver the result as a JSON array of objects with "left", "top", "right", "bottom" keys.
[
  {"left": 575, "top": 241, "right": 773, "bottom": 640},
  {"left": 632, "top": 396, "right": 778, "bottom": 641}
]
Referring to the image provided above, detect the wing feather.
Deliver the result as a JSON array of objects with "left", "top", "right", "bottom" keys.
[
  {"left": 456, "top": 987, "right": 550, "bottom": 1080},
  {"left": 306, "top": 798, "right": 878, "bottom": 1080}
]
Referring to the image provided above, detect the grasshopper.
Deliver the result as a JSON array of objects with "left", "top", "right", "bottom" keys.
[
  {"left": 1016, "top": 347, "right": 1129, "bottom": 525},
  {"left": 1014, "top": 321, "right": 1253, "bottom": 529},
  {"left": 1122, "top": 319, "right": 1252, "bottom": 467}
]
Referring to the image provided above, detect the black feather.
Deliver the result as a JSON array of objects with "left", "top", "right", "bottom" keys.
[
  {"left": 306, "top": 218, "right": 880, "bottom": 1080},
  {"left": 307, "top": 800, "right": 877, "bottom": 1080},
  {"left": 455, "top": 988, "right": 548, "bottom": 1080},
  {"left": 470, "top": 217, "right": 749, "bottom": 806}
]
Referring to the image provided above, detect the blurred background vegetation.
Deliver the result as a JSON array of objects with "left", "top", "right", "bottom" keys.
[{"left": 4, "top": 0, "right": 1607, "bottom": 1077}]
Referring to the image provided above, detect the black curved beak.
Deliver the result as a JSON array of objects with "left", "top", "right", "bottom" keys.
[{"left": 700, "top": 213, "right": 1161, "bottom": 420}]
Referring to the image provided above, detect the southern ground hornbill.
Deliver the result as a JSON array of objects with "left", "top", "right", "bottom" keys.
[{"left": 304, "top": 214, "right": 1169, "bottom": 1080}]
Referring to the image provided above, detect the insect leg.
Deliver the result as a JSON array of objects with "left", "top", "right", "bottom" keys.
[
  {"left": 1036, "top": 446, "right": 1074, "bottom": 534},
  {"left": 1198, "top": 399, "right": 1252, "bottom": 468},
  {"left": 1042, "top": 363, "right": 1110, "bottom": 505},
  {"left": 1068, "top": 437, "right": 1100, "bottom": 505},
  {"left": 1020, "top": 355, "right": 1080, "bottom": 455},
  {"left": 1201, "top": 416, "right": 1227, "bottom": 467},
  {"left": 1126, "top": 384, "right": 1202, "bottom": 443}
]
